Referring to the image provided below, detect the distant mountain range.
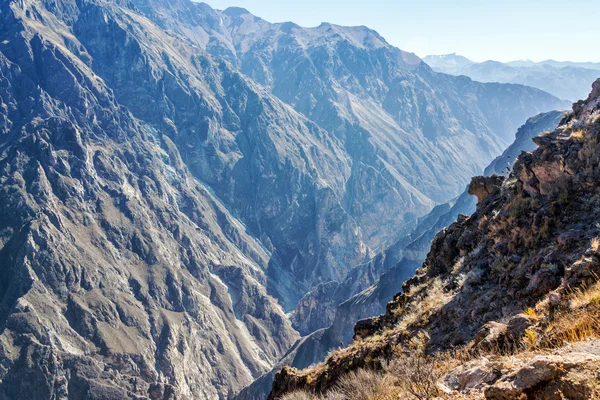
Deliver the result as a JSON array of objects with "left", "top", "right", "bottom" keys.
[{"left": 424, "top": 54, "right": 600, "bottom": 101}]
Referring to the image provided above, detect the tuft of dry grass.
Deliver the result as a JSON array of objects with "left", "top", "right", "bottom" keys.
[
  {"left": 280, "top": 391, "right": 314, "bottom": 400},
  {"left": 330, "top": 369, "right": 395, "bottom": 400},
  {"left": 531, "top": 278, "right": 600, "bottom": 349},
  {"left": 570, "top": 280, "right": 600, "bottom": 309},
  {"left": 570, "top": 129, "right": 585, "bottom": 140},
  {"left": 592, "top": 237, "right": 600, "bottom": 252},
  {"left": 524, "top": 307, "right": 538, "bottom": 320},
  {"left": 540, "top": 306, "right": 600, "bottom": 348},
  {"left": 522, "top": 328, "right": 538, "bottom": 350}
]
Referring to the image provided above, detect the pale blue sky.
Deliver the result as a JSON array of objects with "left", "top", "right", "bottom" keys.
[{"left": 200, "top": 0, "right": 600, "bottom": 63}]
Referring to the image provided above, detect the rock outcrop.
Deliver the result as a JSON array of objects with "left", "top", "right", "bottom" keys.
[{"left": 468, "top": 175, "right": 505, "bottom": 202}]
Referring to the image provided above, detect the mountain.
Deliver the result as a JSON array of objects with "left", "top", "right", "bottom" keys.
[
  {"left": 422, "top": 53, "right": 475, "bottom": 71},
  {"left": 235, "top": 109, "right": 566, "bottom": 400},
  {"left": 269, "top": 79, "right": 600, "bottom": 399},
  {"left": 158, "top": 4, "right": 568, "bottom": 331},
  {"left": 424, "top": 54, "right": 600, "bottom": 101},
  {"left": 0, "top": 0, "right": 569, "bottom": 398},
  {"left": 507, "top": 59, "right": 600, "bottom": 70}
]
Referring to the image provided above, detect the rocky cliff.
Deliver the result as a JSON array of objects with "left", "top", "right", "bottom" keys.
[
  {"left": 0, "top": 0, "right": 309, "bottom": 397},
  {"left": 127, "top": 1, "right": 569, "bottom": 327},
  {"left": 269, "top": 80, "right": 600, "bottom": 399}
]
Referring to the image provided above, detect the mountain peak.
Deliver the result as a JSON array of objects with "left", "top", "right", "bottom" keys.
[{"left": 223, "top": 6, "right": 250, "bottom": 17}]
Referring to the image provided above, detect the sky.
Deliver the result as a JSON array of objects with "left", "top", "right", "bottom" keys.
[{"left": 200, "top": 0, "right": 600, "bottom": 63}]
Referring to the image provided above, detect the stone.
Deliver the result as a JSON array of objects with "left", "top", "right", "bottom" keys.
[{"left": 469, "top": 175, "right": 506, "bottom": 202}]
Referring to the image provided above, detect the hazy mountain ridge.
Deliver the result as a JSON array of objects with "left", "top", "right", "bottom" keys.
[{"left": 425, "top": 53, "right": 600, "bottom": 101}]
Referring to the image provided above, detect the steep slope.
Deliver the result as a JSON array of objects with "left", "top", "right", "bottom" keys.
[
  {"left": 269, "top": 80, "right": 600, "bottom": 399},
  {"left": 425, "top": 54, "right": 600, "bottom": 101},
  {"left": 0, "top": 0, "right": 373, "bottom": 397},
  {"left": 27, "top": 0, "right": 568, "bottom": 340},
  {"left": 66, "top": 0, "right": 372, "bottom": 312},
  {"left": 236, "top": 109, "right": 565, "bottom": 400}
]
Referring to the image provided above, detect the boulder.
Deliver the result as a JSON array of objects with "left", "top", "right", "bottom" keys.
[{"left": 469, "top": 175, "right": 506, "bottom": 202}]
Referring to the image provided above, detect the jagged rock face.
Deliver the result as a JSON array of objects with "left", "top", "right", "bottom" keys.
[
  {"left": 267, "top": 79, "right": 600, "bottom": 399},
  {"left": 66, "top": 0, "right": 370, "bottom": 311},
  {"left": 0, "top": 0, "right": 311, "bottom": 397}
]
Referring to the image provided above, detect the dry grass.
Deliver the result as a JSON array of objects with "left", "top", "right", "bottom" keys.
[
  {"left": 540, "top": 306, "right": 600, "bottom": 348},
  {"left": 522, "top": 328, "right": 538, "bottom": 350},
  {"left": 283, "top": 349, "right": 456, "bottom": 400},
  {"left": 281, "top": 391, "right": 314, "bottom": 400},
  {"left": 570, "top": 279, "right": 600, "bottom": 309},
  {"left": 524, "top": 307, "right": 538, "bottom": 320},
  {"left": 592, "top": 237, "right": 600, "bottom": 252},
  {"left": 397, "top": 278, "right": 453, "bottom": 330},
  {"left": 330, "top": 369, "right": 396, "bottom": 400},
  {"left": 530, "top": 276, "right": 600, "bottom": 349},
  {"left": 570, "top": 129, "right": 585, "bottom": 139}
]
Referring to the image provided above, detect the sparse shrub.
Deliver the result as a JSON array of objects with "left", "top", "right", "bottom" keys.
[
  {"left": 330, "top": 369, "right": 390, "bottom": 400},
  {"left": 388, "top": 353, "right": 441, "bottom": 400},
  {"left": 281, "top": 391, "right": 314, "bottom": 400}
]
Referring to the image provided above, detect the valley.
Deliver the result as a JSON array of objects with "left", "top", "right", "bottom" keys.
[{"left": 0, "top": 0, "right": 596, "bottom": 399}]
